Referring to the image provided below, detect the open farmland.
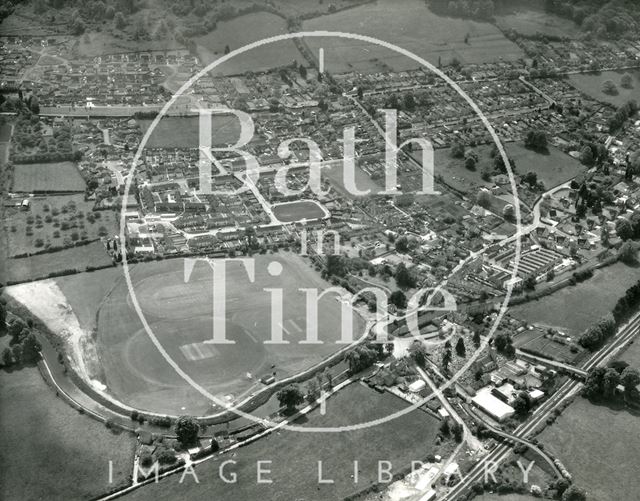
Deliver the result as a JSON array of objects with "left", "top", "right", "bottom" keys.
[
  {"left": 509, "top": 262, "right": 640, "bottom": 337},
  {"left": 4, "top": 240, "right": 114, "bottom": 284},
  {"left": 569, "top": 70, "right": 640, "bottom": 107},
  {"left": 495, "top": 8, "right": 581, "bottom": 38},
  {"left": 540, "top": 397, "right": 640, "bottom": 501},
  {"left": 11, "top": 161, "right": 86, "bottom": 193},
  {"left": 123, "top": 383, "right": 444, "bottom": 501},
  {"left": 195, "top": 12, "right": 306, "bottom": 75},
  {"left": 302, "top": 0, "right": 523, "bottom": 73},
  {"left": 77, "top": 253, "right": 366, "bottom": 415},
  {"left": 138, "top": 115, "right": 243, "bottom": 148},
  {"left": 4, "top": 194, "right": 118, "bottom": 257},
  {"left": 0, "top": 366, "right": 135, "bottom": 500}
]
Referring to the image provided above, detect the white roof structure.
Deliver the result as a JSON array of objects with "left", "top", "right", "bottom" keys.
[
  {"left": 472, "top": 387, "right": 515, "bottom": 422},
  {"left": 408, "top": 379, "right": 426, "bottom": 393}
]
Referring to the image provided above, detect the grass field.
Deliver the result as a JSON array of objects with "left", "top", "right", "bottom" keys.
[
  {"left": 495, "top": 8, "right": 581, "bottom": 38},
  {"left": 123, "top": 382, "right": 444, "bottom": 501},
  {"left": 11, "top": 161, "right": 86, "bottom": 193},
  {"left": 509, "top": 261, "right": 639, "bottom": 337},
  {"left": 3, "top": 240, "right": 114, "bottom": 284},
  {"left": 0, "top": 366, "right": 135, "bottom": 500},
  {"left": 195, "top": 12, "right": 306, "bottom": 75},
  {"left": 475, "top": 495, "right": 539, "bottom": 501},
  {"left": 272, "top": 200, "right": 327, "bottom": 222},
  {"left": 569, "top": 70, "right": 640, "bottom": 107},
  {"left": 507, "top": 143, "right": 585, "bottom": 189},
  {"left": 59, "top": 253, "right": 366, "bottom": 415},
  {"left": 539, "top": 397, "right": 640, "bottom": 501},
  {"left": 302, "top": 0, "right": 523, "bottom": 73},
  {"left": 138, "top": 115, "right": 244, "bottom": 148},
  {"left": 4, "top": 194, "right": 118, "bottom": 257}
]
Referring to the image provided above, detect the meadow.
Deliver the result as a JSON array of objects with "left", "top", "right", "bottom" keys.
[
  {"left": 64, "top": 253, "right": 366, "bottom": 415},
  {"left": 4, "top": 240, "right": 114, "bottom": 284},
  {"left": 137, "top": 115, "right": 244, "bottom": 148},
  {"left": 194, "top": 12, "right": 306, "bottom": 75},
  {"left": 506, "top": 143, "right": 585, "bottom": 189},
  {"left": 123, "top": 382, "right": 444, "bottom": 501},
  {"left": 302, "top": 0, "right": 523, "bottom": 73},
  {"left": 0, "top": 366, "right": 135, "bottom": 500},
  {"left": 494, "top": 8, "right": 581, "bottom": 38},
  {"left": 11, "top": 161, "right": 86, "bottom": 193},
  {"left": 568, "top": 70, "right": 640, "bottom": 107},
  {"left": 509, "top": 261, "right": 640, "bottom": 337},
  {"left": 539, "top": 397, "right": 640, "bottom": 501}
]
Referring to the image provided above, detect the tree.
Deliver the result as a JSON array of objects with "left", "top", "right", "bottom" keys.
[
  {"left": 0, "top": 301, "right": 6, "bottom": 333},
  {"left": 602, "top": 80, "right": 618, "bottom": 95},
  {"left": 1, "top": 347, "right": 12, "bottom": 367},
  {"left": 21, "top": 332, "right": 41, "bottom": 362},
  {"left": 389, "top": 290, "right": 407, "bottom": 309},
  {"left": 513, "top": 392, "right": 531, "bottom": 415},
  {"left": 114, "top": 11, "right": 126, "bottom": 29},
  {"left": 277, "top": 384, "right": 304, "bottom": 411},
  {"left": 464, "top": 151, "right": 478, "bottom": 170},
  {"left": 562, "top": 485, "right": 587, "bottom": 501},
  {"left": 174, "top": 416, "right": 199, "bottom": 447},
  {"left": 305, "top": 379, "right": 319, "bottom": 404},
  {"left": 442, "top": 349, "right": 452, "bottom": 372},
  {"left": 11, "top": 344, "right": 23, "bottom": 365},
  {"left": 451, "top": 142, "right": 465, "bottom": 158},
  {"left": 472, "top": 330, "right": 481, "bottom": 347},
  {"left": 395, "top": 236, "right": 409, "bottom": 253},
  {"left": 455, "top": 338, "right": 466, "bottom": 357},
  {"left": 603, "top": 367, "right": 621, "bottom": 397},
  {"left": 579, "top": 145, "right": 594, "bottom": 166},
  {"left": 621, "top": 366, "right": 640, "bottom": 392},
  {"left": 619, "top": 241, "right": 637, "bottom": 264},
  {"left": 616, "top": 218, "right": 634, "bottom": 241},
  {"left": 395, "top": 263, "right": 416, "bottom": 289},
  {"left": 451, "top": 421, "right": 463, "bottom": 442},
  {"left": 409, "top": 340, "right": 428, "bottom": 368},
  {"left": 502, "top": 204, "right": 515, "bottom": 221},
  {"left": 476, "top": 190, "right": 492, "bottom": 209},
  {"left": 621, "top": 73, "right": 633, "bottom": 89},
  {"left": 494, "top": 332, "right": 510, "bottom": 352}
]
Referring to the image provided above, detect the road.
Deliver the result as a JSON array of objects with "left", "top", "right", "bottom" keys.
[{"left": 440, "top": 310, "right": 640, "bottom": 500}]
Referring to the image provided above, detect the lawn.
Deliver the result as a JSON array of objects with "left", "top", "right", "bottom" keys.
[
  {"left": 539, "top": 397, "right": 640, "bottom": 501},
  {"left": 4, "top": 194, "right": 118, "bottom": 257},
  {"left": 494, "top": 8, "right": 581, "bottom": 38},
  {"left": 3, "top": 240, "right": 114, "bottom": 284},
  {"left": 302, "top": 0, "right": 523, "bottom": 73},
  {"left": 137, "top": 115, "right": 243, "bottom": 148},
  {"left": 0, "top": 365, "right": 135, "bottom": 500},
  {"left": 194, "top": 12, "right": 306, "bottom": 75},
  {"left": 62, "top": 253, "right": 366, "bottom": 415},
  {"left": 272, "top": 200, "right": 327, "bottom": 222},
  {"left": 123, "top": 383, "right": 445, "bottom": 501},
  {"left": 568, "top": 70, "right": 640, "bottom": 107},
  {"left": 509, "top": 261, "right": 640, "bottom": 337},
  {"left": 11, "top": 161, "right": 86, "bottom": 193}
]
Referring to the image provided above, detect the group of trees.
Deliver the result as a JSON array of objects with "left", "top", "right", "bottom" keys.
[
  {"left": 615, "top": 209, "right": 640, "bottom": 241},
  {"left": 608, "top": 100, "right": 638, "bottom": 133},
  {"left": 583, "top": 361, "right": 640, "bottom": 401},
  {"left": 493, "top": 332, "right": 515, "bottom": 357},
  {"left": 345, "top": 340, "right": 390, "bottom": 374},
  {"left": 524, "top": 129, "right": 548, "bottom": 152},
  {"left": 439, "top": 417, "right": 464, "bottom": 442},
  {"left": 1, "top": 314, "right": 42, "bottom": 368},
  {"left": 429, "top": 0, "right": 496, "bottom": 20},
  {"left": 545, "top": 0, "right": 640, "bottom": 39},
  {"left": 579, "top": 314, "right": 616, "bottom": 351}
]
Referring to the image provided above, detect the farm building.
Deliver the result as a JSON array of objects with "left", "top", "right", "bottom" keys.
[{"left": 471, "top": 387, "right": 515, "bottom": 422}]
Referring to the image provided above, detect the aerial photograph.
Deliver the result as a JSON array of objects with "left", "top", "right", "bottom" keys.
[{"left": 1, "top": 0, "right": 640, "bottom": 500}]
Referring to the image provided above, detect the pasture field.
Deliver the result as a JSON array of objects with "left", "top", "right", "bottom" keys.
[
  {"left": 509, "top": 261, "right": 639, "bottom": 337},
  {"left": 507, "top": 143, "right": 584, "bottom": 189},
  {"left": 4, "top": 194, "right": 118, "bottom": 257},
  {"left": 271, "top": 200, "right": 327, "bottom": 222},
  {"left": 194, "top": 12, "right": 306, "bottom": 75},
  {"left": 137, "top": 115, "right": 243, "bottom": 148},
  {"left": 302, "top": 0, "right": 523, "bottom": 73},
  {"left": 0, "top": 366, "right": 135, "bottom": 500},
  {"left": 79, "top": 253, "right": 367, "bottom": 415},
  {"left": 539, "top": 397, "right": 640, "bottom": 501},
  {"left": 4, "top": 240, "right": 114, "bottom": 284},
  {"left": 11, "top": 161, "right": 86, "bottom": 193},
  {"left": 568, "top": 70, "right": 640, "bottom": 107},
  {"left": 495, "top": 8, "right": 581, "bottom": 38},
  {"left": 124, "top": 382, "right": 444, "bottom": 501}
]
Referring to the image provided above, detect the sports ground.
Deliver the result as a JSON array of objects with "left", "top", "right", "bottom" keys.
[
  {"left": 92, "top": 253, "right": 365, "bottom": 415},
  {"left": 271, "top": 200, "right": 328, "bottom": 223}
]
